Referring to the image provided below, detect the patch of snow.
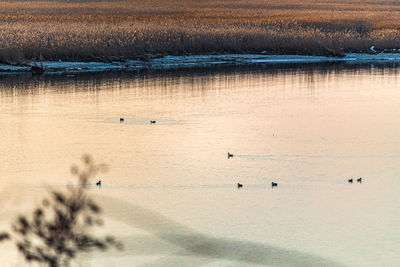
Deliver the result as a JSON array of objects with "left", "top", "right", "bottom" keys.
[
  {"left": 0, "top": 64, "right": 29, "bottom": 72},
  {"left": 370, "top": 46, "right": 376, "bottom": 53},
  {"left": 1, "top": 53, "right": 400, "bottom": 74}
]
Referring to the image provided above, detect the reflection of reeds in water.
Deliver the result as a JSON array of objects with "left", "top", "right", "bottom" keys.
[
  {"left": 0, "top": 155, "right": 122, "bottom": 267},
  {"left": 0, "top": 156, "right": 345, "bottom": 266}
]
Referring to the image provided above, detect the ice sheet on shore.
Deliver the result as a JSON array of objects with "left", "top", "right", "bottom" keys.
[{"left": 1, "top": 53, "right": 400, "bottom": 74}]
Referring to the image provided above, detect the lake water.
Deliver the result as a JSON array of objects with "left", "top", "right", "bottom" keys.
[{"left": 0, "top": 63, "right": 399, "bottom": 266}]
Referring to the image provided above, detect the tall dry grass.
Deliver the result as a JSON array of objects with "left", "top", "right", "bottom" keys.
[{"left": 1, "top": 0, "right": 400, "bottom": 63}]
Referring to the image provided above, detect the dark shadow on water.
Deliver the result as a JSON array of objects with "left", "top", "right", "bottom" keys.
[
  {"left": 93, "top": 194, "right": 346, "bottom": 267},
  {"left": 0, "top": 185, "right": 345, "bottom": 266}
]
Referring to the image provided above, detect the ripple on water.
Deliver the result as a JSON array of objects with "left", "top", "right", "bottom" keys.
[{"left": 106, "top": 118, "right": 183, "bottom": 125}]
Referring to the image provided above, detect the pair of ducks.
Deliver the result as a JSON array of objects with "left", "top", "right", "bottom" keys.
[
  {"left": 120, "top": 118, "right": 156, "bottom": 124},
  {"left": 237, "top": 182, "right": 278, "bottom": 188},
  {"left": 348, "top": 178, "right": 362, "bottom": 183},
  {"left": 232, "top": 153, "right": 277, "bottom": 188}
]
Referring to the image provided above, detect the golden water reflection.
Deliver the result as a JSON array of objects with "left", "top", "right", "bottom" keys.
[{"left": 0, "top": 64, "right": 399, "bottom": 266}]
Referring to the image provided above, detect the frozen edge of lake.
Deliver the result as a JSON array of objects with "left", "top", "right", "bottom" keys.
[{"left": 1, "top": 53, "right": 399, "bottom": 73}]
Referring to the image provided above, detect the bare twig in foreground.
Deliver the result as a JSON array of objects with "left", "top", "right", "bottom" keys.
[{"left": 0, "top": 154, "right": 122, "bottom": 267}]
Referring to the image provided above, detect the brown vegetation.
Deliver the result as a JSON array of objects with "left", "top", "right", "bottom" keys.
[{"left": 1, "top": 0, "right": 400, "bottom": 63}]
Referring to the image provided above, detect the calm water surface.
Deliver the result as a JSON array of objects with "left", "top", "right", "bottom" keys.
[{"left": 0, "top": 64, "right": 399, "bottom": 266}]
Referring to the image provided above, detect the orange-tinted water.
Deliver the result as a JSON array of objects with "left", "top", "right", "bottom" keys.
[{"left": 0, "top": 65, "right": 399, "bottom": 266}]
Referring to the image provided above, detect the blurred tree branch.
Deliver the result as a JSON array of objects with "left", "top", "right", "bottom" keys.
[{"left": 0, "top": 154, "right": 122, "bottom": 267}]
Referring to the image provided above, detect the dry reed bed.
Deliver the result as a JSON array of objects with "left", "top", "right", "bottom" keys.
[{"left": 1, "top": 0, "right": 400, "bottom": 63}]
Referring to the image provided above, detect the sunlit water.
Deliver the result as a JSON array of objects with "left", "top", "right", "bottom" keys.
[{"left": 0, "top": 64, "right": 399, "bottom": 266}]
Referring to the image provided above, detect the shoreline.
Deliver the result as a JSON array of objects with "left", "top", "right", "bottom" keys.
[{"left": 2, "top": 53, "right": 400, "bottom": 74}]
